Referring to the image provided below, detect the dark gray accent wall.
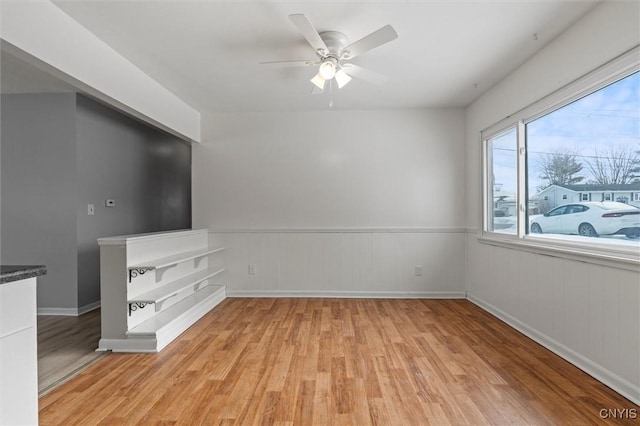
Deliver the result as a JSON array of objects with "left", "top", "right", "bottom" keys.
[
  {"left": 1, "top": 93, "right": 191, "bottom": 312},
  {"left": 1, "top": 93, "right": 79, "bottom": 309},
  {"left": 75, "top": 95, "right": 191, "bottom": 307}
]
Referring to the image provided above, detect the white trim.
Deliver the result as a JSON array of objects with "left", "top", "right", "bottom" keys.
[
  {"left": 37, "top": 307, "right": 79, "bottom": 316},
  {"left": 96, "top": 338, "right": 158, "bottom": 353},
  {"left": 478, "top": 235, "right": 639, "bottom": 271},
  {"left": 227, "top": 290, "right": 466, "bottom": 299},
  {"left": 208, "top": 227, "right": 468, "bottom": 234},
  {"left": 78, "top": 300, "right": 101, "bottom": 315},
  {"left": 37, "top": 300, "right": 101, "bottom": 316},
  {"left": 98, "top": 228, "right": 207, "bottom": 246},
  {"left": 466, "top": 293, "right": 640, "bottom": 406}
]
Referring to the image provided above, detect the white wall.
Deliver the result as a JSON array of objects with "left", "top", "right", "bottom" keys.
[
  {"left": 465, "top": 1, "right": 640, "bottom": 404},
  {"left": 193, "top": 109, "right": 467, "bottom": 297}
]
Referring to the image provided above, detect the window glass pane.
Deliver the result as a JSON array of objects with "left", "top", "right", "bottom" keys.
[
  {"left": 526, "top": 71, "right": 640, "bottom": 243},
  {"left": 487, "top": 128, "right": 518, "bottom": 234}
]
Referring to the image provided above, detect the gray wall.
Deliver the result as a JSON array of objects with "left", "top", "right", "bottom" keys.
[
  {"left": 1, "top": 93, "right": 79, "bottom": 309},
  {"left": 1, "top": 93, "right": 191, "bottom": 311},
  {"left": 76, "top": 95, "right": 191, "bottom": 307}
]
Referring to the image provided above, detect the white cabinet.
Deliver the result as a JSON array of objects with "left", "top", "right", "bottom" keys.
[
  {"left": 97, "top": 229, "right": 226, "bottom": 353},
  {"left": 0, "top": 277, "right": 39, "bottom": 426}
]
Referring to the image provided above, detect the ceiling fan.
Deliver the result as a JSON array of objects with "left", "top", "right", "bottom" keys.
[{"left": 262, "top": 14, "right": 398, "bottom": 93}]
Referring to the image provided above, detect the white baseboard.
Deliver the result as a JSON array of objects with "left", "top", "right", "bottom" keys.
[
  {"left": 97, "top": 338, "right": 158, "bottom": 353},
  {"left": 38, "top": 300, "right": 101, "bottom": 316},
  {"left": 227, "top": 290, "right": 466, "bottom": 299},
  {"left": 78, "top": 301, "right": 101, "bottom": 315},
  {"left": 466, "top": 293, "right": 640, "bottom": 406}
]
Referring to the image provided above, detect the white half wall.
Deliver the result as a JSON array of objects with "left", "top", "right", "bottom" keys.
[
  {"left": 465, "top": 1, "right": 640, "bottom": 404},
  {"left": 194, "top": 109, "right": 466, "bottom": 296},
  {"left": 0, "top": 0, "right": 200, "bottom": 142}
]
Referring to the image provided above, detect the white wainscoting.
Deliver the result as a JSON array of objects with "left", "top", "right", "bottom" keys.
[
  {"left": 209, "top": 229, "right": 466, "bottom": 299},
  {"left": 466, "top": 234, "right": 640, "bottom": 405}
]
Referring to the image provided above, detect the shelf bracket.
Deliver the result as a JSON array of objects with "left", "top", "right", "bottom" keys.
[
  {"left": 128, "top": 302, "right": 149, "bottom": 316},
  {"left": 129, "top": 267, "right": 153, "bottom": 283}
]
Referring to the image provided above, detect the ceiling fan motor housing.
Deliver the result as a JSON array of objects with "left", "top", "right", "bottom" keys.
[{"left": 319, "top": 31, "right": 350, "bottom": 58}]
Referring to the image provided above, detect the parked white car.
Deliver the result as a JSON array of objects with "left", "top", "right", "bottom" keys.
[{"left": 530, "top": 202, "right": 640, "bottom": 239}]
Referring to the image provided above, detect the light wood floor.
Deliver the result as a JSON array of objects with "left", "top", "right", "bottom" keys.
[
  {"left": 39, "top": 298, "right": 637, "bottom": 425},
  {"left": 37, "top": 309, "right": 104, "bottom": 394}
]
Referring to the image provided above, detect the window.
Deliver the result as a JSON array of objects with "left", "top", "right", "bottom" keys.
[
  {"left": 485, "top": 128, "right": 518, "bottom": 234},
  {"left": 526, "top": 71, "right": 639, "bottom": 242},
  {"left": 547, "top": 206, "right": 567, "bottom": 217},
  {"left": 483, "top": 50, "right": 639, "bottom": 249}
]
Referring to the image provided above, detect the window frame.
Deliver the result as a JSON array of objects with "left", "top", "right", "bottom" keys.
[{"left": 480, "top": 47, "right": 640, "bottom": 267}]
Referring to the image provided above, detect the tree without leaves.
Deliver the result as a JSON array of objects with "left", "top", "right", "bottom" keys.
[
  {"left": 631, "top": 149, "right": 640, "bottom": 183},
  {"left": 586, "top": 145, "right": 640, "bottom": 185},
  {"left": 536, "top": 148, "right": 585, "bottom": 191}
]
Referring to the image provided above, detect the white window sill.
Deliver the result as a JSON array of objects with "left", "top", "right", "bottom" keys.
[{"left": 478, "top": 233, "right": 640, "bottom": 272}]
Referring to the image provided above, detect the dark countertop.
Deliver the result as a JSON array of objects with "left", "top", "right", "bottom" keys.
[{"left": 0, "top": 265, "right": 47, "bottom": 284}]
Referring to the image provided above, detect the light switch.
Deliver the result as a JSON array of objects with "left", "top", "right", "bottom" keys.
[
  {"left": 88, "top": 204, "right": 95, "bottom": 215},
  {"left": 105, "top": 199, "right": 115, "bottom": 207}
]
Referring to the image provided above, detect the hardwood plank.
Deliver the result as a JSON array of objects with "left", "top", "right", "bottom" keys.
[{"left": 40, "top": 298, "right": 639, "bottom": 425}]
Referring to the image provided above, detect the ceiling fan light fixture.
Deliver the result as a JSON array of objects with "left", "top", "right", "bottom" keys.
[
  {"left": 318, "top": 60, "right": 337, "bottom": 80},
  {"left": 334, "top": 69, "right": 352, "bottom": 89},
  {"left": 310, "top": 72, "right": 326, "bottom": 90}
]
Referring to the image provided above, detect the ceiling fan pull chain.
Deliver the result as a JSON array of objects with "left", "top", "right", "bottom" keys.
[{"left": 329, "top": 79, "right": 334, "bottom": 108}]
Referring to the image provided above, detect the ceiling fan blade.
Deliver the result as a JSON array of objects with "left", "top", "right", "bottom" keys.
[
  {"left": 342, "top": 25, "right": 397, "bottom": 59},
  {"left": 289, "top": 14, "right": 329, "bottom": 55},
  {"left": 341, "top": 63, "right": 388, "bottom": 85},
  {"left": 260, "top": 60, "right": 318, "bottom": 67}
]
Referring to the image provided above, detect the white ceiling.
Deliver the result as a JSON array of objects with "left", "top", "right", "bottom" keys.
[{"left": 4, "top": 1, "right": 598, "bottom": 113}]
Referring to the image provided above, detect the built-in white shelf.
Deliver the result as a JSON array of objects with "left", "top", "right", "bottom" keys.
[
  {"left": 128, "top": 247, "right": 224, "bottom": 282},
  {"left": 127, "top": 285, "right": 225, "bottom": 336},
  {"left": 97, "top": 229, "right": 226, "bottom": 353},
  {"left": 128, "top": 267, "right": 225, "bottom": 306},
  {"left": 129, "top": 247, "right": 224, "bottom": 271}
]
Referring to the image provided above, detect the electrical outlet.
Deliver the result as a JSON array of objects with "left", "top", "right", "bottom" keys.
[
  {"left": 415, "top": 265, "right": 423, "bottom": 276},
  {"left": 248, "top": 264, "right": 256, "bottom": 275},
  {"left": 88, "top": 204, "right": 95, "bottom": 216}
]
